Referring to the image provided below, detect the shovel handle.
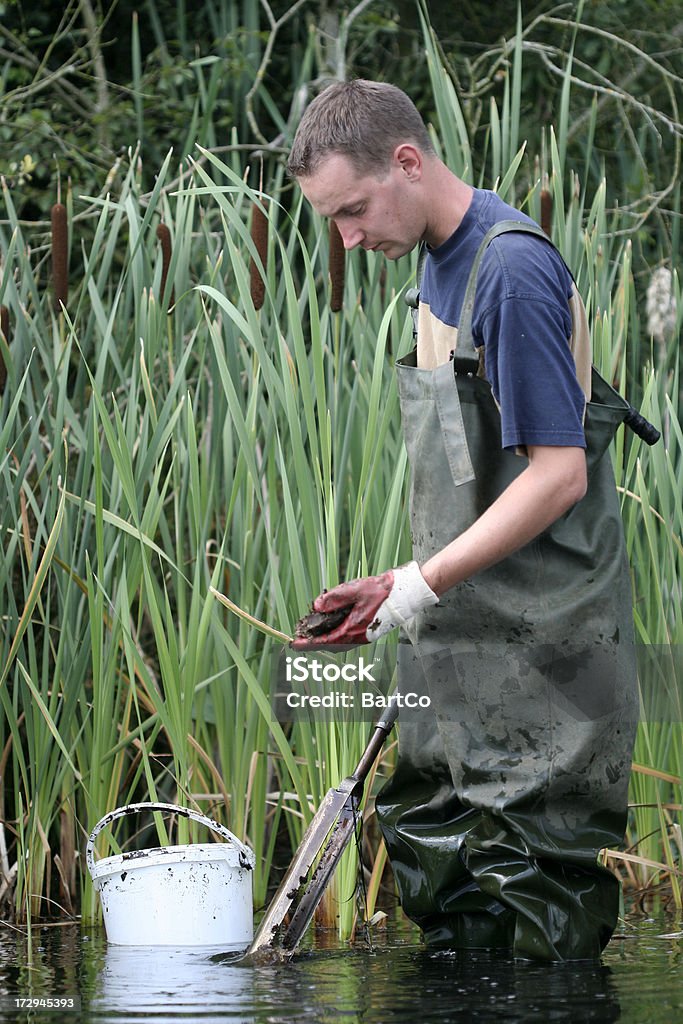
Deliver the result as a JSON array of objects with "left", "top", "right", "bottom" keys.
[
  {"left": 376, "top": 699, "right": 400, "bottom": 733},
  {"left": 352, "top": 700, "right": 399, "bottom": 783}
]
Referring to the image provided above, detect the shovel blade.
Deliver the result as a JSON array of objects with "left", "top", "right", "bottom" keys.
[
  {"left": 244, "top": 777, "right": 358, "bottom": 961},
  {"left": 241, "top": 706, "right": 399, "bottom": 964}
]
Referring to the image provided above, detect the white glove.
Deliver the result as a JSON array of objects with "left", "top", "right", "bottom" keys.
[{"left": 366, "top": 561, "right": 439, "bottom": 642}]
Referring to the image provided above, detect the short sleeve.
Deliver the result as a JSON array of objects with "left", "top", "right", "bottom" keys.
[
  {"left": 469, "top": 233, "right": 587, "bottom": 451},
  {"left": 478, "top": 295, "right": 587, "bottom": 451}
]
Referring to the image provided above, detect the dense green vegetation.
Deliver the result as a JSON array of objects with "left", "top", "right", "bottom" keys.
[{"left": 0, "top": 1, "right": 681, "bottom": 935}]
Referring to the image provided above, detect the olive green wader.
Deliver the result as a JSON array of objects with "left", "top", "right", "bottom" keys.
[{"left": 376, "top": 222, "right": 639, "bottom": 961}]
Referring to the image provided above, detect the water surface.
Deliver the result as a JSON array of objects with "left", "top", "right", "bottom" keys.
[{"left": 1, "top": 908, "right": 681, "bottom": 1023}]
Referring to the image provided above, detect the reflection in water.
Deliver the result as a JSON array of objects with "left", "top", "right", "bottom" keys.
[
  {"left": 94, "top": 946, "right": 255, "bottom": 1023},
  {"left": 0, "top": 913, "right": 681, "bottom": 1023},
  {"left": 240, "top": 946, "right": 622, "bottom": 1024}
]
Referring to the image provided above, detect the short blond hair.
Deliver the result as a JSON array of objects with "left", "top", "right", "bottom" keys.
[{"left": 287, "top": 79, "right": 434, "bottom": 178}]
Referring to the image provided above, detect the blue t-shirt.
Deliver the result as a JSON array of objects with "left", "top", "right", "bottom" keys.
[{"left": 420, "top": 189, "right": 587, "bottom": 450}]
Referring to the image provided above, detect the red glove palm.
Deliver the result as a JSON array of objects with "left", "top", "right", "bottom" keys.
[
  {"left": 291, "top": 571, "right": 394, "bottom": 649},
  {"left": 292, "top": 563, "right": 438, "bottom": 650}
]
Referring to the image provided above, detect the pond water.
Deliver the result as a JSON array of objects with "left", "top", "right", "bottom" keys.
[{"left": 1, "top": 907, "right": 682, "bottom": 1023}]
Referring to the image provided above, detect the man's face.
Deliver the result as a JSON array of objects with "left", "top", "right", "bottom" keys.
[{"left": 298, "top": 151, "right": 426, "bottom": 260}]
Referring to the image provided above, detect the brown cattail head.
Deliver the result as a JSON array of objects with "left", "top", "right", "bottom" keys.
[
  {"left": 51, "top": 202, "right": 68, "bottom": 312},
  {"left": 329, "top": 220, "right": 346, "bottom": 313},
  {"left": 156, "top": 223, "right": 174, "bottom": 310},
  {"left": 0, "top": 304, "right": 8, "bottom": 395},
  {"left": 540, "top": 189, "right": 553, "bottom": 237},
  {"left": 249, "top": 200, "right": 268, "bottom": 311}
]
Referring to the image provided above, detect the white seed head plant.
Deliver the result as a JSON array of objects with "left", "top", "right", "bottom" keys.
[{"left": 646, "top": 266, "right": 677, "bottom": 349}]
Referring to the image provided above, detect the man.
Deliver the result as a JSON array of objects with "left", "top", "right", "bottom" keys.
[{"left": 288, "top": 80, "right": 638, "bottom": 961}]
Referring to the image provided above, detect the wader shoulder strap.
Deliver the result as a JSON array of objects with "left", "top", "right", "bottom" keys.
[
  {"left": 457, "top": 219, "right": 550, "bottom": 354},
  {"left": 405, "top": 242, "right": 427, "bottom": 340},
  {"left": 404, "top": 220, "right": 549, "bottom": 367},
  {"left": 404, "top": 218, "right": 659, "bottom": 444},
  {"left": 455, "top": 219, "right": 660, "bottom": 444}
]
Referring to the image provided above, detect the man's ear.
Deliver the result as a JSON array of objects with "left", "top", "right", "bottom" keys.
[{"left": 394, "top": 143, "right": 422, "bottom": 181}]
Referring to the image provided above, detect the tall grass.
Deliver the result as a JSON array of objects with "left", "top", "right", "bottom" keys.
[
  {"left": 0, "top": 134, "right": 415, "bottom": 933},
  {"left": 1, "top": 9, "right": 681, "bottom": 939}
]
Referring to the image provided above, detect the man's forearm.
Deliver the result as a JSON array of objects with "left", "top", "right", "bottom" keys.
[{"left": 420, "top": 445, "right": 587, "bottom": 597}]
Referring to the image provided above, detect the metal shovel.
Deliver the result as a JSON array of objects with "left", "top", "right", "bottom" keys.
[
  {"left": 241, "top": 700, "right": 399, "bottom": 964},
  {"left": 208, "top": 586, "right": 399, "bottom": 963}
]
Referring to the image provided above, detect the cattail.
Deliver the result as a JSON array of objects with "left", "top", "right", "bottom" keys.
[
  {"left": 156, "top": 223, "right": 174, "bottom": 310},
  {"left": 51, "top": 202, "right": 68, "bottom": 312},
  {"left": 379, "top": 263, "right": 387, "bottom": 308},
  {"left": 329, "top": 220, "right": 346, "bottom": 313},
  {"left": 646, "top": 266, "right": 677, "bottom": 356},
  {"left": 0, "top": 304, "right": 8, "bottom": 395},
  {"left": 540, "top": 188, "right": 552, "bottom": 237},
  {"left": 249, "top": 200, "right": 268, "bottom": 311}
]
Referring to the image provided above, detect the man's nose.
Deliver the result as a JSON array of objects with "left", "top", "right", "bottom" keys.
[{"left": 337, "top": 223, "right": 364, "bottom": 250}]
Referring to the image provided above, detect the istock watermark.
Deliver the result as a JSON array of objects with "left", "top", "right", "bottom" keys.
[
  {"left": 285, "top": 654, "right": 379, "bottom": 684},
  {"left": 272, "top": 645, "right": 432, "bottom": 722}
]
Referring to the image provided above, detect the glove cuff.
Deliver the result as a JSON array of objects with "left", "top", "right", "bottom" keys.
[
  {"left": 366, "top": 561, "right": 438, "bottom": 641},
  {"left": 393, "top": 560, "right": 439, "bottom": 614}
]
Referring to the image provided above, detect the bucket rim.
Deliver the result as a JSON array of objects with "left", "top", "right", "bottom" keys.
[{"left": 89, "top": 842, "right": 251, "bottom": 881}]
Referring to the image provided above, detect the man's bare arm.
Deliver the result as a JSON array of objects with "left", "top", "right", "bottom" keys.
[{"left": 420, "top": 445, "right": 587, "bottom": 597}]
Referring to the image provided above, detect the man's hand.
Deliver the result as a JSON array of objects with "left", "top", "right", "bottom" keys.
[{"left": 291, "top": 561, "right": 439, "bottom": 650}]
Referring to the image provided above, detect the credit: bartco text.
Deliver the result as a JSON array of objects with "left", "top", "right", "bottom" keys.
[{"left": 285, "top": 691, "right": 431, "bottom": 709}]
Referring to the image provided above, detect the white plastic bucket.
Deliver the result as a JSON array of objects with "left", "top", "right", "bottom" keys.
[{"left": 87, "top": 802, "right": 254, "bottom": 948}]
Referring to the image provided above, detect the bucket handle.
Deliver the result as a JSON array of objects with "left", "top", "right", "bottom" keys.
[{"left": 86, "top": 801, "right": 255, "bottom": 878}]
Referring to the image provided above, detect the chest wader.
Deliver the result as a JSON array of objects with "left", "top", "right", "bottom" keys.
[{"left": 375, "top": 222, "right": 640, "bottom": 961}]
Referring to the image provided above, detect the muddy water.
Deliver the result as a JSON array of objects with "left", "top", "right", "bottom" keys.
[{"left": 1, "top": 909, "right": 681, "bottom": 1023}]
